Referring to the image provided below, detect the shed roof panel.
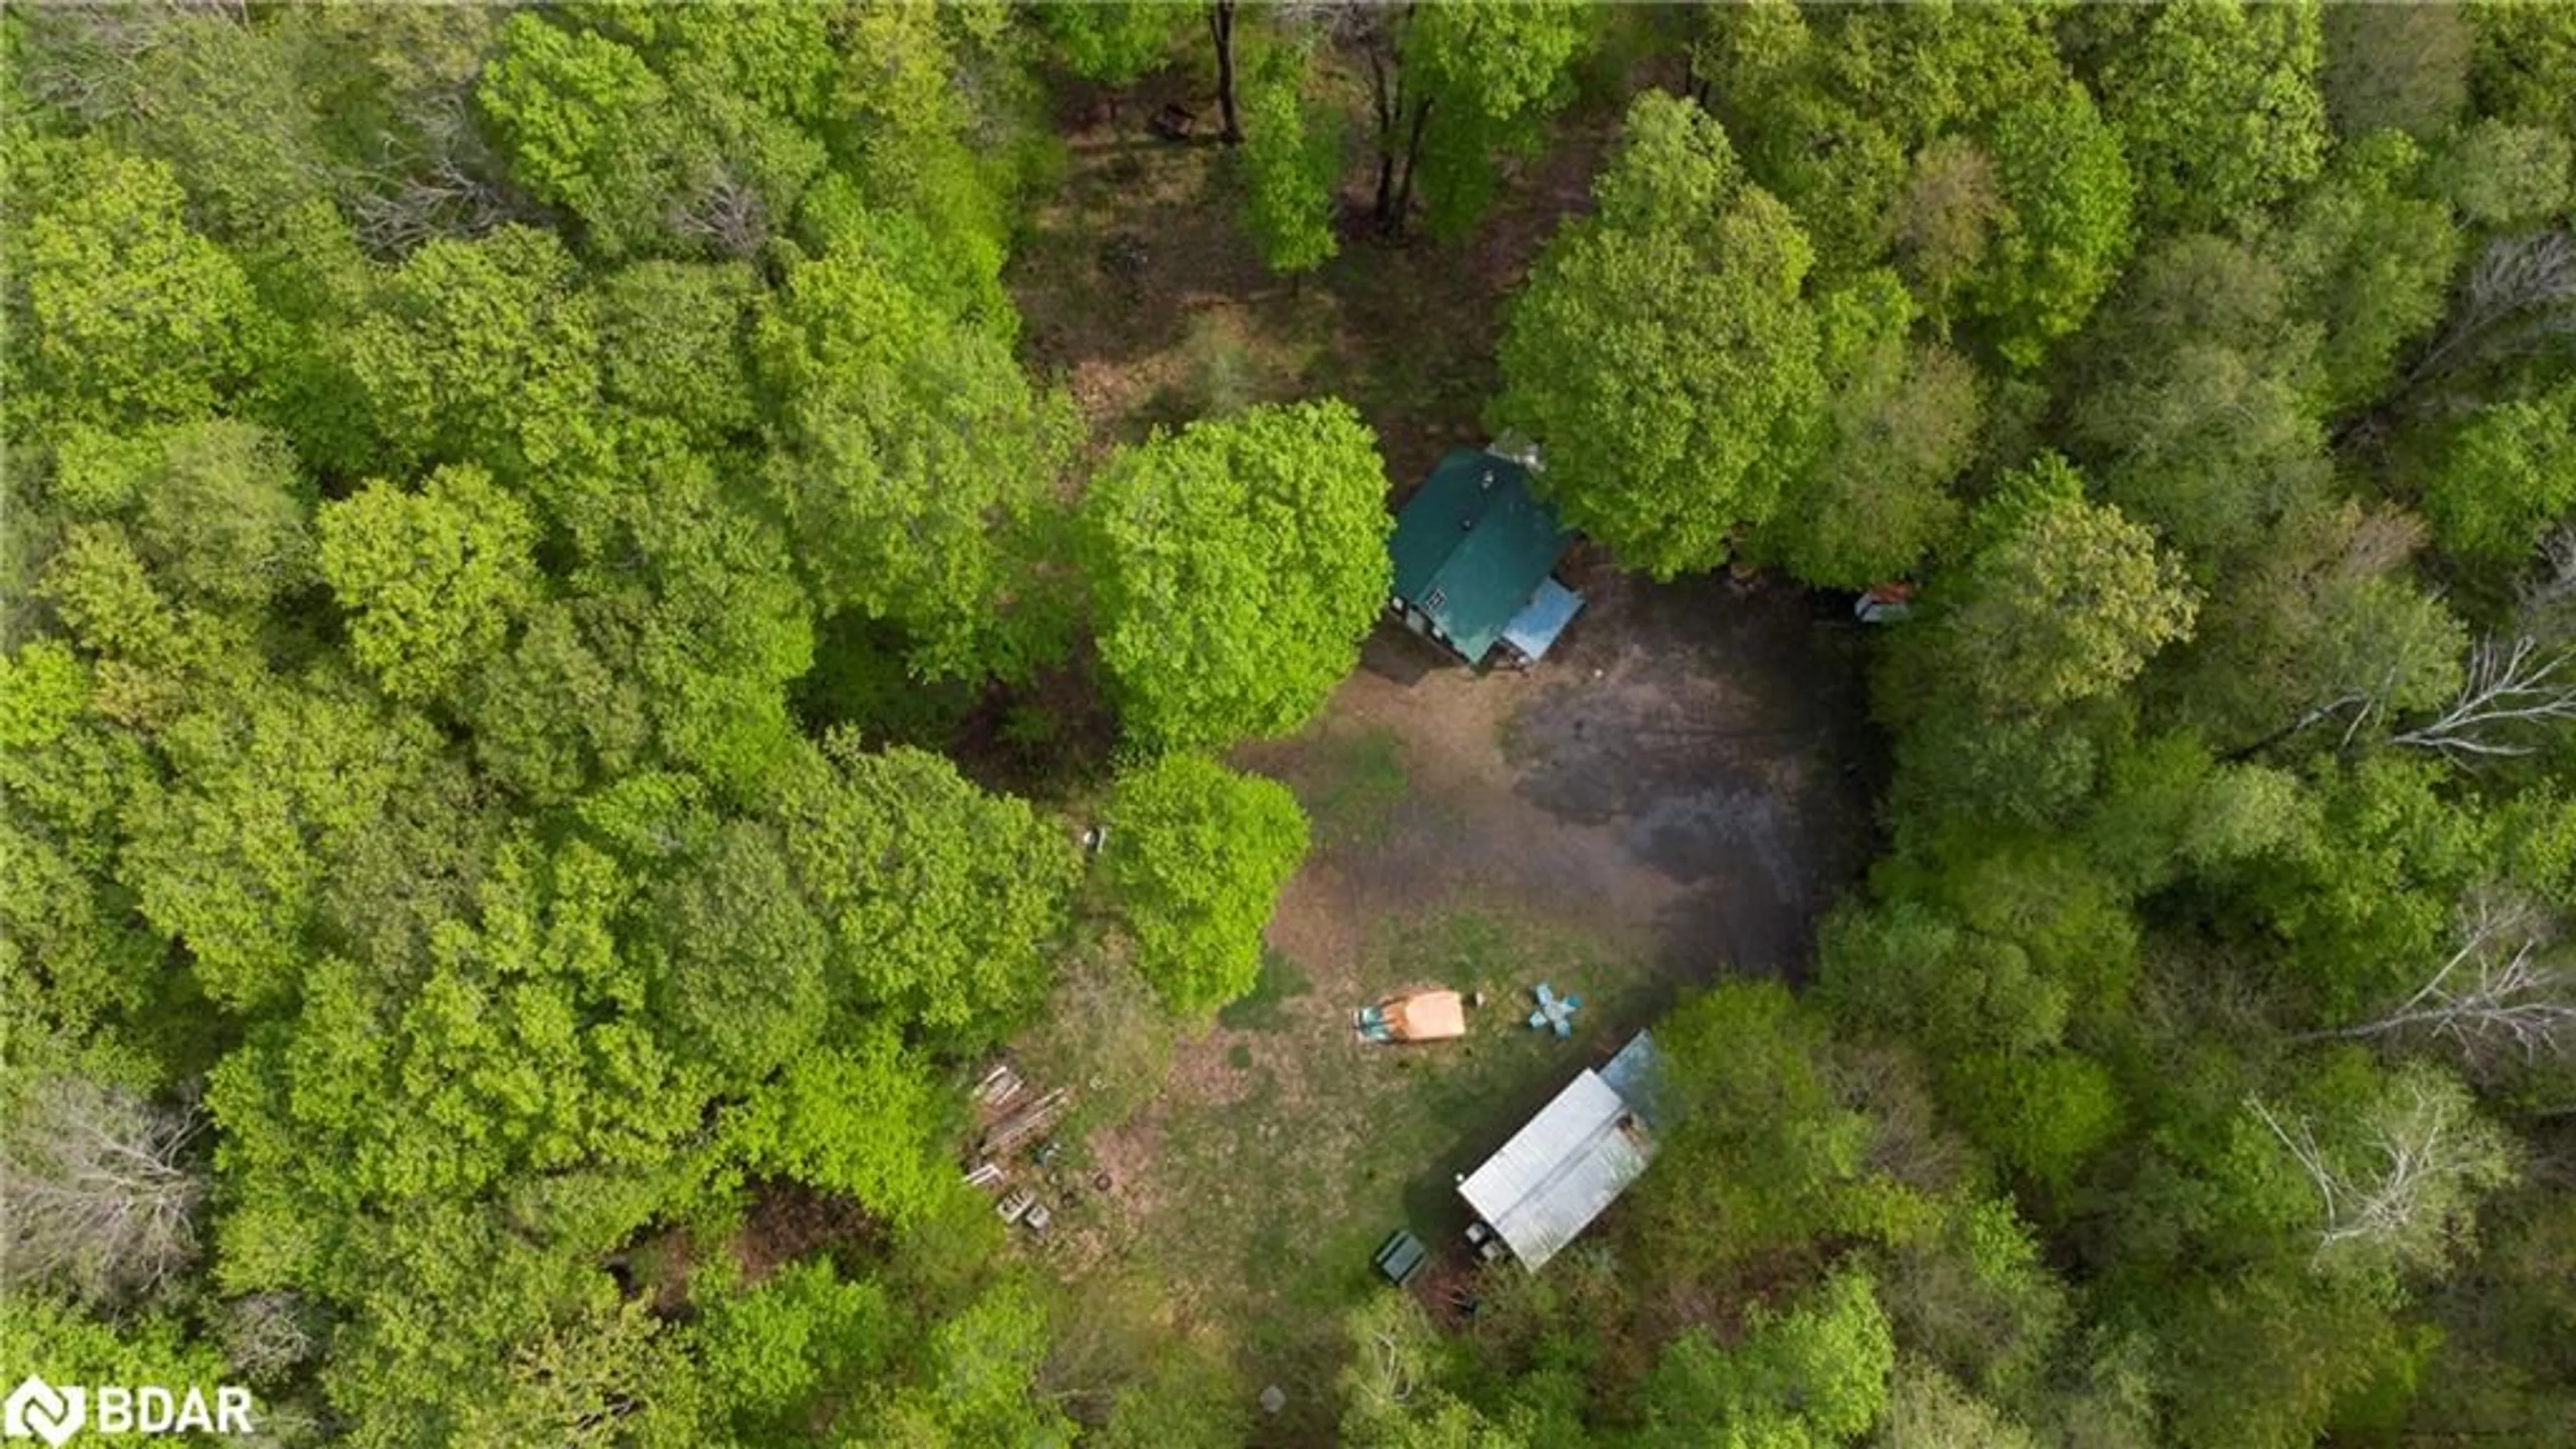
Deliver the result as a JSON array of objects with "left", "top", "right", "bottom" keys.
[{"left": 1458, "top": 1070, "right": 1654, "bottom": 1269}]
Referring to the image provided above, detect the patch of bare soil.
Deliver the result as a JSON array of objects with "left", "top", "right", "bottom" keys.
[
  {"left": 1503, "top": 566, "right": 1885, "bottom": 981},
  {"left": 731, "top": 1181, "right": 879, "bottom": 1286},
  {"left": 1244, "top": 569, "right": 1878, "bottom": 1018},
  {"left": 1008, "top": 71, "right": 1608, "bottom": 476}
]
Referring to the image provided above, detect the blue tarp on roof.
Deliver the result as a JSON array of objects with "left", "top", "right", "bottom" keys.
[{"left": 1501, "top": 577, "right": 1585, "bottom": 664}]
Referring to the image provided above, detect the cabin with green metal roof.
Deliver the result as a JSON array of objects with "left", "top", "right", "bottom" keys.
[{"left": 1387, "top": 447, "right": 1585, "bottom": 667}]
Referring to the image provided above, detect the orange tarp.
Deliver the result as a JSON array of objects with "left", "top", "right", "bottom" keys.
[{"left": 1383, "top": 990, "right": 1467, "bottom": 1041}]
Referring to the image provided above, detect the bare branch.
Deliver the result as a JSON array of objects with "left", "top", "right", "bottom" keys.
[
  {"left": 2248, "top": 1069, "right": 2516, "bottom": 1274},
  {"left": 664, "top": 166, "right": 769, "bottom": 261},
  {"left": 2517, "top": 525, "right": 2576, "bottom": 643},
  {"left": 1, "top": 1078, "right": 207, "bottom": 1306},
  {"left": 220, "top": 1292, "right": 319, "bottom": 1385},
  {"left": 2308, "top": 891, "right": 2575, "bottom": 1077},
  {"left": 2390, "top": 635, "right": 2576, "bottom": 761},
  {"left": 2397, "top": 230, "right": 2576, "bottom": 402}
]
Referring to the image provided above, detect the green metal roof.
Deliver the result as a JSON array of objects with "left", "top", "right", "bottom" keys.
[{"left": 1389, "top": 449, "right": 1574, "bottom": 665}]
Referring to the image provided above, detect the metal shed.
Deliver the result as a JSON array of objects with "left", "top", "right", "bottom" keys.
[{"left": 1457, "top": 1036, "right": 1660, "bottom": 1270}]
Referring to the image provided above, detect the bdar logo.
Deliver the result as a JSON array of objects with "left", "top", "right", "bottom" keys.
[{"left": 3, "top": 1377, "right": 85, "bottom": 1448}]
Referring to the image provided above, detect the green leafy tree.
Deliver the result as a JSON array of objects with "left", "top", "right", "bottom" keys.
[
  {"left": 2100, "top": 0, "right": 2329, "bottom": 236},
  {"left": 0, "top": 1294, "right": 229, "bottom": 1406},
  {"left": 2241, "top": 755, "right": 2496, "bottom": 1020},
  {"left": 1946, "top": 1049, "right": 2125, "bottom": 1192},
  {"left": 1693, "top": 1, "right": 2065, "bottom": 281},
  {"left": 755, "top": 243, "right": 1077, "bottom": 680},
  {"left": 2439, "top": 118, "right": 2575, "bottom": 231},
  {"left": 1033, "top": 2, "right": 1185, "bottom": 88},
  {"left": 1970, "top": 84, "right": 2137, "bottom": 368},
  {"left": 2467, "top": 0, "right": 2576, "bottom": 133},
  {"left": 8, "top": 140, "right": 266, "bottom": 429},
  {"left": 720, "top": 1026, "right": 951, "bottom": 1226},
  {"left": 1871, "top": 1195, "right": 2070, "bottom": 1411},
  {"left": 769, "top": 740, "right": 1081, "bottom": 1045},
  {"left": 1083, "top": 399, "right": 1391, "bottom": 752},
  {"left": 2422, "top": 382, "right": 2576, "bottom": 565},
  {"left": 2320, "top": 2, "right": 2472, "bottom": 140},
  {"left": 692, "top": 1258, "right": 898, "bottom": 1441},
  {"left": 1874, "top": 1358, "right": 2041, "bottom": 1449},
  {"left": 2271, "top": 129, "right": 2461, "bottom": 417},
  {"left": 1236, "top": 38, "right": 1341, "bottom": 276},
  {"left": 2063, "top": 230, "right": 2334, "bottom": 571},
  {"left": 319, "top": 465, "right": 543, "bottom": 706},
  {"left": 1398, "top": 0, "right": 1593, "bottom": 241},
  {"left": 651, "top": 818, "right": 828, "bottom": 1083},
  {"left": 1913, "top": 456, "right": 2200, "bottom": 718},
  {"left": 126, "top": 421, "right": 317, "bottom": 611},
  {"left": 1638, "top": 1269, "right": 1895, "bottom": 1449},
  {"left": 2082, "top": 731, "right": 2305, "bottom": 896},
  {"left": 552, "top": 428, "right": 816, "bottom": 799},
  {"left": 1760, "top": 272, "right": 1978, "bottom": 589},
  {"left": 118, "top": 680, "right": 469, "bottom": 1012},
  {"left": 2153, "top": 1265, "right": 2414, "bottom": 1449},
  {"left": 460, "top": 600, "right": 653, "bottom": 804},
  {"left": 1330, "top": 1, "right": 1593, "bottom": 240},
  {"left": 0, "top": 644, "right": 163, "bottom": 1051},
  {"left": 335, "top": 225, "right": 602, "bottom": 484},
  {"left": 2146, "top": 502, "right": 2465, "bottom": 754},
  {"left": 595, "top": 260, "right": 762, "bottom": 445},
  {"left": 478, "top": 13, "right": 673, "bottom": 258},
  {"left": 1633, "top": 982, "right": 1910, "bottom": 1276},
  {"left": 1100, "top": 755, "right": 1310, "bottom": 1018},
  {"left": 1494, "top": 91, "right": 1823, "bottom": 578},
  {"left": 205, "top": 835, "right": 697, "bottom": 1210},
  {"left": 479, "top": 8, "right": 839, "bottom": 266},
  {"left": 845, "top": 1280, "right": 1076, "bottom": 1447}
]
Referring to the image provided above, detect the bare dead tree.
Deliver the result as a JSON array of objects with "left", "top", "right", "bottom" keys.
[
  {"left": 220, "top": 1291, "right": 319, "bottom": 1385},
  {"left": 2394, "top": 230, "right": 2576, "bottom": 405},
  {"left": 2304, "top": 890, "right": 2573, "bottom": 1077},
  {"left": 343, "top": 90, "right": 522, "bottom": 258},
  {"left": 2390, "top": 635, "right": 2576, "bottom": 761},
  {"left": 1338, "top": 1293, "right": 1432, "bottom": 1424},
  {"left": 9, "top": 1, "right": 192, "bottom": 124},
  {"left": 0, "top": 1077, "right": 207, "bottom": 1305},
  {"left": 2247, "top": 1068, "right": 2516, "bottom": 1273},
  {"left": 2515, "top": 525, "right": 2576, "bottom": 642},
  {"left": 665, "top": 166, "right": 769, "bottom": 262}
]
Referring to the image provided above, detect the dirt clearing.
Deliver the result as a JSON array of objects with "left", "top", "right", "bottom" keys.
[{"left": 1029, "top": 574, "right": 1878, "bottom": 1444}]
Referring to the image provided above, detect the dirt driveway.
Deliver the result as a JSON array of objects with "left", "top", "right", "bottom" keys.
[{"left": 1249, "top": 561, "right": 1882, "bottom": 998}]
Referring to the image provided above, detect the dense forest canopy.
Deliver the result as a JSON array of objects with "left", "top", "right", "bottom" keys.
[{"left": 2, "top": 3, "right": 2572, "bottom": 1447}]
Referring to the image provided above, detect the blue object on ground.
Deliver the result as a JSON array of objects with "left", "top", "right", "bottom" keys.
[{"left": 1527, "top": 982, "right": 1580, "bottom": 1038}]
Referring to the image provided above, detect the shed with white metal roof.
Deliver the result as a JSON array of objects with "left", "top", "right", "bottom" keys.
[{"left": 1456, "top": 1033, "right": 1660, "bottom": 1270}]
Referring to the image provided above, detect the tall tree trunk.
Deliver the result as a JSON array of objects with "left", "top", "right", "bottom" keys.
[
  {"left": 1386, "top": 95, "right": 1433, "bottom": 238},
  {"left": 1366, "top": 37, "right": 1397, "bottom": 226},
  {"left": 1366, "top": 4, "right": 1415, "bottom": 230},
  {"left": 1211, "top": 1, "right": 1241, "bottom": 144}
]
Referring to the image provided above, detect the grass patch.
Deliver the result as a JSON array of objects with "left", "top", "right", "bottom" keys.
[
  {"left": 1295, "top": 724, "right": 1409, "bottom": 852},
  {"left": 1069, "top": 906, "right": 1658, "bottom": 1438},
  {"left": 1216, "top": 945, "right": 1313, "bottom": 1033},
  {"left": 1016, "top": 945, "right": 1177, "bottom": 1138}
]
